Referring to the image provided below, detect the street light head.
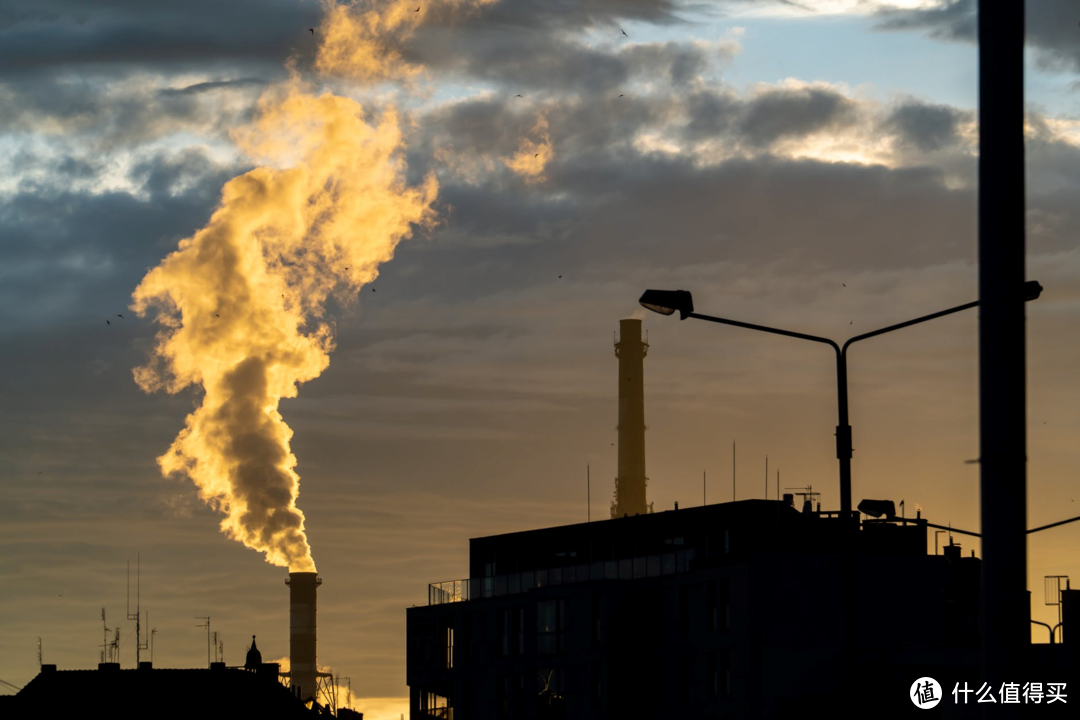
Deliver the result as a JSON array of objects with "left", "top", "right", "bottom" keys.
[
  {"left": 639, "top": 289, "right": 694, "bottom": 320},
  {"left": 1024, "top": 280, "right": 1043, "bottom": 302}
]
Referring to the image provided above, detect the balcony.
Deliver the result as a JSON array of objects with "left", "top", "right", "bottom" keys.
[{"left": 428, "top": 549, "right": 697, "bottom": 605}]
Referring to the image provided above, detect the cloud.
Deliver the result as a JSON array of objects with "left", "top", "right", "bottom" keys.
[
  {"left": 883, "top": 98, "right": 972, "bottom": 153},
  {"left": 874, "top": 0, "right": 1080, "bottom": 74}
]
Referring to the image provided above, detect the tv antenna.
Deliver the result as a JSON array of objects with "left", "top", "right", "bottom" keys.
[
  {"left": 195, "top": 617, "right": 211, "bottom": 668},
  {"left": 785, "top": 485, "right": 820, "bottom": 511},
  {"left": 150, "top": 627, "right": 158, "bottom": 664},
  {"left": 127, "top": 554, "right": 148, "bottom": 665},
  {"left": 99, "top": 608, "right": 111, "bottom": 663}
]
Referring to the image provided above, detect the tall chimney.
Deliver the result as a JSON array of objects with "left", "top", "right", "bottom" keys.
[
  {"left": 286, "top": 571, "right": 320, "bottom": 701},
  {"left": 612, "top": 318, "right": 649, "bottom": 517}
]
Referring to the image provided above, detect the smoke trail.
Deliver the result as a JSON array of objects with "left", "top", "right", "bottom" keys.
[{"left": 130, "top": 1, "right": 473, "bottom": 571}]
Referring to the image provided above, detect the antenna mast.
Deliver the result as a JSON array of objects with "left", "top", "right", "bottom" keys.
[
  {"left": 195, "top": 617, "right": 211, "bottom": 668},
  {"left": 127, "top": 554, "right": 148, "bottom": 665}
]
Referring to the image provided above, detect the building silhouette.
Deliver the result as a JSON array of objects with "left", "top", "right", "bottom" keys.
[{"left": 405, "top": 320, "right": 1077, "bottom": 719}]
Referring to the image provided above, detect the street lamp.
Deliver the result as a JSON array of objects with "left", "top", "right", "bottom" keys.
[{"left": 638, "top": 280, "right": 1042, "bottom": 519}]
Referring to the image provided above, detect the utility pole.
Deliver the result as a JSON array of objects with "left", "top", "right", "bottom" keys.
[{"left": 977, "top": 1, "right": 1028, "bottom": 712}]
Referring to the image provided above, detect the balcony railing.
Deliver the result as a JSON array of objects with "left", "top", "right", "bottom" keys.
[{"left": 428, "top": 549, "right": 696, "bottom": 605}]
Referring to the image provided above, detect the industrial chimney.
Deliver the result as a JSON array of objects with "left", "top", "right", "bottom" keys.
[
  {"left": 612, "top": 318, "right": 650, "bottom": 517},
  {"left": 286, "top": 571, "right": 321, "bottom": 701}
]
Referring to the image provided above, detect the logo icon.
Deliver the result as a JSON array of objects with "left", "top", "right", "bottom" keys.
[{"left": 911, "top": 677, "right": 942, "bottom": 709}]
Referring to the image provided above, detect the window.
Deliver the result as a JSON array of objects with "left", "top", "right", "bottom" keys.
[
  {"left": 537, "top": 599, "right": 565, "bottom": 655},
  {"left": 679, "top": 586, "right": 690, "bottom": 639},
  {"left": 720, "top": 579, "right": 731, "bottom": 632},
  {"left": 707, "top": 581, "right": 718, "bottom": 633},
  {"left": 536, "top": 667, "right": 565, "bottom": 718},
  {"left": 592, "top": 592, "right": 602, "bottom": 644},
  {"left": 439, "top": 618, "right": 454, "bottom": 669},
  {"left": 423, "top": 692, "right": 452, "bottom": 719},
  {"left": 446, "top": 626, "right": 454, "bottom": 669},
  {"left": 518, "top": 608, "right": 526, "bottom": 655}
]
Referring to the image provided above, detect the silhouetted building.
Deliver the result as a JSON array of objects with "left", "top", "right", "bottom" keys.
[
  {"left": 405, "top": 498, "right": 1079, "bottom": 719},
  {"left": 6, "top": 660, "right": 323, "bottom": 718}
]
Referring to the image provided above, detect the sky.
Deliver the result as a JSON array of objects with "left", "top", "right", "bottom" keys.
[{"left": 2, "top": 0, "right": 1079, "bottom": 716}]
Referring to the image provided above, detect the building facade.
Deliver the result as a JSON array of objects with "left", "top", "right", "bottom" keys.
[{"left": 406, "top": 499, "right": 992, "bottom": 719}]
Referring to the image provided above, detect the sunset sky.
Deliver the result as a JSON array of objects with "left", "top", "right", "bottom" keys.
[{"left": 2, "top": 1, "right": 1079, "bottom": 717}]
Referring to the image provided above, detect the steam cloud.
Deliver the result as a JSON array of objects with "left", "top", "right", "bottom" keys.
[{"left": 129, "top": 0, "right": 519, "bottom": 571}]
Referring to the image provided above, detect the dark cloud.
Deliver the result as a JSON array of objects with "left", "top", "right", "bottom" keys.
[
  {"left": 874, "top": 0, "right": 1080, "bottom": 73},
  {"left": 0, "top": 0, "right": 320, "bottom": 79},
  {"left": 739, "top": 86, "right": 858, "bottom": 147},
  {"left": 884, "top": 99, "right": 971, "bottom": 152},
  {"left": 158, "top": 77, "right": 266, "bottom": 97}
]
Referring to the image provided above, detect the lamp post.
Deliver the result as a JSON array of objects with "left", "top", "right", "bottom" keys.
[
  {"left": 638, "top": 280, "right": 1041, "bottom": 518},
  {"left": 639, "top": 281, "right": 1042, "bottom": 708}
]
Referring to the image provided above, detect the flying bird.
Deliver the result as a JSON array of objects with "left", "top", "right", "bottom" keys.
[
  {"left": 964, "top": 458, "right": 980, "bottom": 464},
  {"left": 309, "top": 28, "right": 314, "bottom": 34},
  {"left": 416, "top": 6, "right": 420, "bottom": 11},
  {"left": 117, "top": 314, "right": 124, "bottom": 319},
  {"left": 534, "top": 153, "right": 539, "bottom": 157},
  {"left": 106, "top": 319, "right": 110, "bottom": 325},
  {"left": 619, "top": 94, "right": 624, "bottom": 98},
  {"left": 842, "top": 283, "right": 846, "bottom": 287},
  {"left": 372, "top": 288, "right": 376, "bottom": 292},
  {"left": 558, "top": 275, "right": 562, "bottom": 278},
  {"left": 215, "top": 314, "right": 220, "bottom": 317},
  {"left": 516, "top": 94, "right": 523, "bottom": 98},
  {"left": 620, "top": 28, "right": 628, "bottom": 37}
]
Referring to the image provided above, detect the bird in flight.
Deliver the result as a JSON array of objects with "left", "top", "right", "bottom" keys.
[
  {"left": 516, "top": 94, "right": 523, "bottom": 98},
  {"left": 620, "top": 28, "right": 628, "bottom": 37},
  {"left": 558, "top": 275, "right": 562, "bottom": 279},
  {"left": 415, "top": 6, "right": 420, "bottom": 11},
  {"left": 842, "top": 283, "right": 846, "bottom": 287},
  {"left": 309, "top": 28, "right": 314, "bottom": 34},
  {"left": 106, "top": 319, "right": 110, "bottom": 325},
  {"left": 619, "top": 94, "right": 624, "bottom": 98},
  {"left": 215, "top": 313, "right": 220, "bottom": 317},
  {"left": 534, "top": 153, "right": 539, "bottom": 157},
  {"left": 372, "top": 288, "right": 376, "bottom": 292},
  {"left": 117, "top": 314, "right": 124, "bottom": 319}
]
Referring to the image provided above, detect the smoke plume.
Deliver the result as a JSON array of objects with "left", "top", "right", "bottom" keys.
[{"left": 129, "top": 0, "right": 490, "bottom": 571}]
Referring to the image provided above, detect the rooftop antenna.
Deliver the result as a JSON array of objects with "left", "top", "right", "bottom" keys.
[
  {"left": 732, "top": 440, "right": 736, "bottom": 502},
  {"left": 150, "top": 627, "right": 157, "bottom": 664},
  {"left": 703, "top": 469, "right": 706, "bottom": 506},
  {"left": 100, "top": 608, "right": 110, "bottom": 663},
  {"left": 195, "top": 616, "right": 211, "bottom": 668},
  {"left": 127, "top": 554, "right": 147, "bottom": 665},
  {"left": 37, "top": 637, "right": 42, "bottom": 668},
  {"left": 587, "top": 463, "right": 591, "bottom": 523},
  {"left": 764, "top": 455, "right": 768, "bottom": 500},
  {"left": 213, "top": 631, "right": 219, "bottom": 663}
]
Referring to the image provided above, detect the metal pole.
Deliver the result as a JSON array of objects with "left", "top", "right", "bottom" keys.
[{"left": 978, "top": 0, "right": 1028, "bottom": 704}]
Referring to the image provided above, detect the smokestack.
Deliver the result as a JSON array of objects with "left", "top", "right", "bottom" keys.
[
  {"left": 613, "top": 318, "right": 649, "bottom": 517},
  {"left": 286, "top": 571, "right": 321, "bottom": 700}
]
